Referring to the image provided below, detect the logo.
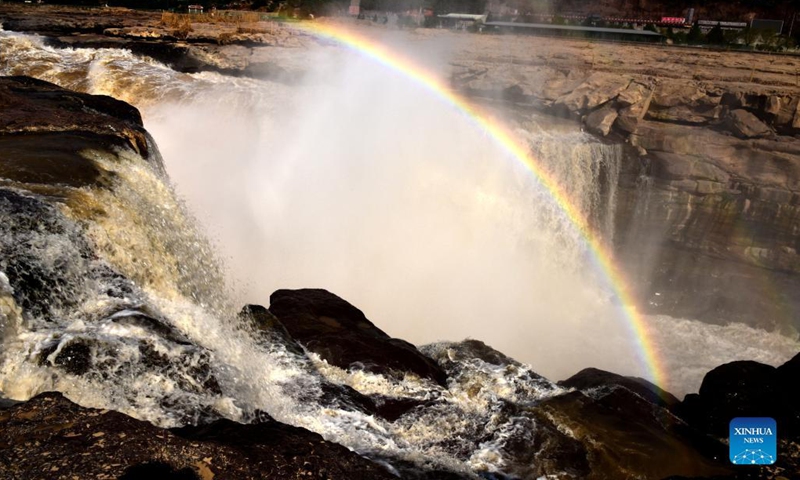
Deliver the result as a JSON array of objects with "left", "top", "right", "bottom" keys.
[{"left": 729, "top": 417, "right": 777, "bottom": 465}]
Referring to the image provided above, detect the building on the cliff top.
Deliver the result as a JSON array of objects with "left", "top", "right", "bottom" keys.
[
  {"left": 482, "top": 22, "right": 664, "bottom": 43},
  {"left": 751, "top": 19, "right": 784, "bottom": 35}
]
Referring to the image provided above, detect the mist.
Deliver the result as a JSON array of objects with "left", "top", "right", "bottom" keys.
[{"left": 140, "top": 36, "right": 648, "bottom": 384}]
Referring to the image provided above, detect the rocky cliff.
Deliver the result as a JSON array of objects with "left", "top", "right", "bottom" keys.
[
  {"left": 449, "top": 36, "right": 800, "bottom": 332},
  {"left": 0, "top": 5, "right": 315, "bottom": 80}
]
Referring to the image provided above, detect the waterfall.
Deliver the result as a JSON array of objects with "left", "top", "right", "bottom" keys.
[
  {"left": 1, "top": 27, "right": 798, "bottom": 477},
  {"left": 528, "top": 133, "right": 622, "bottom": 249}
]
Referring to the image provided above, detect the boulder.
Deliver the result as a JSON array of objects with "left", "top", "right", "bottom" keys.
[
  {"left": 726, "top": 109, "right": 773, "bottom": 139},
  {"left": 268, "top": 289, "right": 447, "bottom": 385},
  {"left": 555, "top": 73, "right": 631, "bottom": 113},
  {"left": 238, "top": 304, "right": 305, "bottom": 356},
  {"left": 537, "top": 387, "right": 731, "bottom": 479},
  {"left": 776, "top": 353, "right": 800, "bottom": 433},
  {"left": 584, "top": 106, "right": 618, "bottom": 137},
  {"left": 421, "top": 341, "right": 734, "bottom": 479},
  {"left": 0, "top": 393, "right": 396, "bottom": 480},
  {"left": 559, "top": 367, "right": 680, "bottom": 411},
  {"left": 615, "top": 89, "right": 653, "bottom": 134},
  {"left": 678, "top": 359, "right": 799, "bottom": 441},
  {"left": 0, "top": 76, "right": 158, "bottom": 188},
  {"left": 675, "top": 356, "right": 800, "bottom": 477},
  {"left": 0, "top": 76, "right": 147, "bottom": 153},
  {"left": 238, "top": 304, "right": 431, "bottom": 422},
  {"left": 617, "top": 82, "right": 649, "bottom": 107}
]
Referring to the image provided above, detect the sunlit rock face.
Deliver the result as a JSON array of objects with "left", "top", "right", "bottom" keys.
[
  {"left": 614, "top": 121, "right": 800, "bottom": 331},
  {"left": 451, "top": 54, "right": 800, "bottom": 332}
]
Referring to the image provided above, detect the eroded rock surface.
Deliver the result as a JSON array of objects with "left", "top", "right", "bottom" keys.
[
  {"left": 269, "top": 288, "right": 448, "bottom": 386},
  {"left": 0, "top": 4, "right": 315, "bottom": 79},
  {"left": 0, "top": 75, "right": 155, "bottom": 188},
  {"left": 0, "top": 393, "right": 395, "bottom": 480},
  {"left": 448, "top": 35, "right": 800, "bottom": 330}
]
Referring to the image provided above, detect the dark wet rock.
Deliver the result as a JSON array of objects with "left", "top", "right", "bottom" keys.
[
  {"left": 46, "top": 339, "right": 93, "bottom": 376},
  {"left": 559, "top": 367, "right": 680, "bottom": 412},
  {"left": 0, "top": 392, "right": 395, "bottom": 480},
  {"left": 679, "top": 358, "right": 800, "bottom": 443},
  {"left": 269, "top": 288, "right": 447, "bottom": 386},
  {"left": 172, "top": 417, "right": 397, "bottom": 479},
  {"left": 240, "top": 303, "right": 429, "bottom": 422},
  {"left": 439, "top": 338, "right": 526, "bottom": 368},
  {"left": 423, "top": 341, "right": 734, "bottom": 479},
  {"left": 427, "top": 339, "right": 553, "bottom": 397},
  {"left": 110, "top": 310, "right": 193, "bottom": 346},
  {"left": 0, "top": 398, "right": 20, "bottom": 409},
  {"left": 0, "top": 132, "right": 116, "bottom": 188},
  {"left": 676, "top": 356, "right": 800, "bottom": 479},
  {"left": 536, "top": 388, "right": 732, "bottom": 479},
  {"left": 499, "top": 403, "right": 592, "bottom": 479},
  {"left": 119, "top": 462, "right": 200, "bottom": 480},
  {"left": 378, "top": 461, "right": 470, "bottom": 480},
  {"left": 35, "top": 332, "right": 224, "bottom": 403},
  {"left": 0, "top": 76, "right": 160, "bottom": 193},
  {"left": 777, "top": 352, "right": 800, "bottom": 389},
  {"left": 238, "top": 303, "right": 305, "bottom": 356},
  {"left": 0, "top": 76, "right": 149, "bottom": 158}
]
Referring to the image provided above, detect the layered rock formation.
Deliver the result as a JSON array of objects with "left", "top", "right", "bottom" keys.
[
  {"left": 450, "top": 38, "right": 800, "bottom": 331},
  {"left": 0, "top": 75, "right": 154, "bottom": 185},
  {"left": 0, "top": 4, "right": 314, "bottom": 80}
]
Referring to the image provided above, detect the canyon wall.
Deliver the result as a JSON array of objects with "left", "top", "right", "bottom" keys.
[{"left": 450, "top": 40, "right": 800, "bottom": 331}]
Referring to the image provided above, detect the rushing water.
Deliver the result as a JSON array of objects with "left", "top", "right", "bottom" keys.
[{"left": 1, "top": 28, "right": 798, "bottom": 477}]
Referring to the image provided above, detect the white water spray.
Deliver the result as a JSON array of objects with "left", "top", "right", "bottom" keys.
[{"left": 1, "top": 27, "right": 798, "bottom": 394}]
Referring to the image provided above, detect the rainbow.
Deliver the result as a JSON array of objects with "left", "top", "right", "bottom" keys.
[{"left": 293, "top": 20, "right": 667, "bottom": 388}]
